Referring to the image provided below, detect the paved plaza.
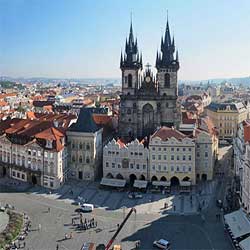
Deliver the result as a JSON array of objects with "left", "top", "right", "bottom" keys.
[{"left": 0, "top": 146, "right": 234, "bottom": 250}]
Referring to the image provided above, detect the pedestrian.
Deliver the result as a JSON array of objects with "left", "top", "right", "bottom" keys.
[
  {"left": 84, "top": 218, "right": 87, "bottom": 224},
  {"left": 48, "top": 207, "right": 50, "bottom": 213},
  {"left": 56, "top": 244, "right": 59, "bottom": 250},
  {"left": 117, "top": 223, "right": 120, "bottom": 228},
  {"left": 70, "top": 232, "right": 73, "bottom": 239},
  {"left": 23, "top": 242, "right": 26, "bottom": 248},
  {"left": 65, "top": 233, "right": 68, "bottom": 240}
]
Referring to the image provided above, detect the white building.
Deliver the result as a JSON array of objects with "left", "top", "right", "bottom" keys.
[
  {"left": 0, "top": 120, "right": 67, "bottom": 189},
  {"left": 103, "top": 138, "right": 149, "bottom": 182}
]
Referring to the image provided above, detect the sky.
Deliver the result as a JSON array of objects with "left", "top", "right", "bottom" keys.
[{"left": 0, "top": 0, "right": 250, "bottom": 80}]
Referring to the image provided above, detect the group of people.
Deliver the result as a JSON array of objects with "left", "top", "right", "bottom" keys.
[{"left": 72, "top": 213, "right": 97, "bottom": 231}]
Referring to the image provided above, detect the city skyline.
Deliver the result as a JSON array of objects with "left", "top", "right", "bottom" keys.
[{"left": 1, "top": 0, "right": 250, "bottom": 80}]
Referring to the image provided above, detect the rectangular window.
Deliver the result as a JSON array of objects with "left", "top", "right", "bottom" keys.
[
  {"left": 143, "top": 164, "right": 146, "bottom": 169},
  {"left": 164, "top": 148, "right": 167, "bottom": 151},
  {"left": 106, "top": 162, "right": 109, "bottom": 168},
  {"left": 164, "top": 155, "right": 167, "bottom": 160},
  {"left": 158, "top": 165, "right": 161, "bottom": 171},
  {"left": 183, "top": 166, "right": 186, "bottom": 172},
  {"left": 17, "top": 172, "right": 20, "bottom": 178},
  {"left": 136, "top": 164, "right": 140, "bottom": 169},
  {"left": 152, "top": 155, "right": 155, "bottom": 160},
  {"left": 189, "top": 148, "right": 192, "bottom": 152},
  {"left": 37, "top": 151, "right": 41, "bottom": 157},
  {"left": 177, "top": 155, "right": 179, "bottom": 161},
  {"left": 12, "top": 171, "right": 16, "bottom": 177},
  {"left": 176, "top": 166, "right": 179, "bottom": 172},
  {"left": 164, "top": 166, "right": 167, "bottom": 171},
  {"left": 171, "top": 166, "right": 174, "bottom": 172},
  {"left": 118, "top": 164, "right": 121, "bottom": 168},
  {"left": 139, "top": 152, "right": 142, "bottom": 156},
  {"left": 152, "top": 147, "right": 155, "bottom": 151},
  {"left": 205, "top": 152, "right": 208, "bottom": 157},
  {"left": 158, "top": 147, "right": 161, "bottom": 151},
  {"left": 135, "top": 152, "right": 138, "bottom": 156},
  {"left": 171, "top": 155, "right": 174, "bottom": 160},
  {"left": 22, "top": 174, "right": 25, "bottom": 179},
  {"left": 177, "top": 148, "right": 179, "bottom": 152},
  {"left": 189, "top": 155, "right": 192, "bottom": 160},
  {"left": 183, "top": 155, "right": 186, "bottom": 161},
  {"left": 171, "top": 148, "right": 174, "bottom": 152},
  {"left": 158, "top": 155, "right": 161, "bottom": 160},
  {"left": 130, "top": 163, "right": 134, "bottom": 169},
  {"left": 183, "top": 148, "right": 186, "bottom": 152},
  {"left": 112, "top": 163, "right": 115, "bottom": 168},
  {"left": 44, "top": 152, "right": 48, "bottom": 158},
  {"left": 189, "top": 166, "right": 192, "bottom": 172}
]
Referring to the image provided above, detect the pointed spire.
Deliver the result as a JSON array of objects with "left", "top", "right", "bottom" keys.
[
  {"left": 120, "top": 51, "right": 123, "bottom": 67},
  {"left": 140, "top": 52, "right": 143, "bottom": 68},
  {"left": 176, "top": 50, "right": 179, "bottom": 62},
  {"left": 161, "top": 36, "right": 164, "bottom": 51},
  {"left": 129, "top": 19, "right": 134, "bottom": 45},
  {"left": 172, "top": 36, "right": 175, "bottom": 47},
  {"left": 156, "top": 51, "right": 159, "bottom": 66}
]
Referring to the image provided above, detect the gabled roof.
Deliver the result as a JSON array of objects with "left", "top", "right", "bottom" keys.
[
  {"left": 35, "top": 127, "right": 64, "bottom": 141},
  {"left": 151, "top": 126, "right": 186, "bottom": 141},
  {"left": 68, "top": 108, "right": 99, "bottom": 133}
]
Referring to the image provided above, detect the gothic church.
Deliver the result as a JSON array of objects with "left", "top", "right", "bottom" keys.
[{"left": 119, "top": 19, "right": 181, "bottom": 139}]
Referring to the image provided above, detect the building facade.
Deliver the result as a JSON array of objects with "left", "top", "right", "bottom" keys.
[
  {"left": 149, "top": 127, "right": 196, "bottom": 185},
  {"left": 118, "top": 20, "right": 181, "bottom": 139},
  {"left": 206, "top": 102, "right": 248, "bottom": 139},
  {"left": 0, "top": 119, "right": 67, "bottom": 189},
  {"left": 103, "top": 138, "right": 149, "bottom": 182},
  {"left": 67, "top": 108, "right": 103, "bottom": 181}
]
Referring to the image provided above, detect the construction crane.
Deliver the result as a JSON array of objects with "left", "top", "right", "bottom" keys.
[{"left": 104, "top": 207, "right": 136, "bottom": 250}]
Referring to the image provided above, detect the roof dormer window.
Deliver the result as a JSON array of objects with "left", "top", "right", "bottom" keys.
[{"left": 46, "top": 140, "right": 53, "bottom": 149}]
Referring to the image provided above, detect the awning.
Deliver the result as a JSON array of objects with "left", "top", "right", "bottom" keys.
[
  {"left": 152, "top": 181, "right": 171, "bottom": 187},
  {"left": 133, "top": 180, "right": 148, "bottom": 189},
  {"left": 180, "top": 181, "right": 191, "bottom": 187},
  {"left": 239, "top": 236, "right": 250, "bottom": 250},
  {"left": 224, "top": 209, "right": 250, "bottom": 238},
  {"left": 100, "top": 178, "right": 126, "bottom": 188}
]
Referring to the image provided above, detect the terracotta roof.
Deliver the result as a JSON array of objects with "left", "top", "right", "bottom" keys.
[
  {"left": 151, "top": 126, "right": 186, "bottom": 141},
  {"left": 93, "top": 114, "right": 112, "bottom": 126},
  {"left": 117, "top": 139, "right": 126, "bottom": 148},
  {"left": 0, "top": 101, "right": 8, "bottom": 107},
  {"left": 35, "top": 127, "right": 64, "bottom": 141},
  {"left": 0, "top": 93, "right": 17, "bottom": 99}
]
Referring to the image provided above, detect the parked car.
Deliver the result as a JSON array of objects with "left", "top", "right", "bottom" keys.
[
  {"left": 153, "top": 239, "right": 170, "bottom": 249},
  {"left": 128, "top": 192, "right": 143, "bottom": 199},
  {"left": 79, "top": 203, "right": 94, "bottom": 212},
  {"left": 0, "top": 206, "right": 5, "bottom": 212}
]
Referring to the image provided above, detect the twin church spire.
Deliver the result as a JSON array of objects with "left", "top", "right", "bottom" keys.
[
  {"left": 120, "top": 17, "right": 179, "bottom": 71},
  {"left": 120, "top": 21, "right": 142, "bottom": 70},
  {"left": 156, "top": 19, "right": 179, "bottom": 70}
]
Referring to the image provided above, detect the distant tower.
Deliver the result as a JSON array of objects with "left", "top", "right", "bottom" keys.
[
  {"left": 156, "top": 19, "right": 179, "bottom": 97},
  {"left": 120, "top": 21, "right": 143, "bottom": 96}
]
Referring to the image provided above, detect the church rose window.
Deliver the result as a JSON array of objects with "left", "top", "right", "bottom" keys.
[{"left": 164, "top": 73, "right": 170, "bottom": 88}]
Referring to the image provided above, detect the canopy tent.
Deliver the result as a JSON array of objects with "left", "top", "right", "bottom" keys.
[
  {"left": 152, "top": 181, "right": 171, "bottom": 187},
  {"left": 133, "top": 180, "right": 148, "bottom": 189},
  {"left": 239, "top": 236, "right": 250, "bottom": 250},
  {"left": 100, "top": 178, "right": 126, "bottom": 188},
  {"left": 224, "top": 209, "right": 250, "bottom": 238}
]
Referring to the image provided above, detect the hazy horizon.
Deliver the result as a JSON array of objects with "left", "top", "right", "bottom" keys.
[{"left": 1, "top": 0, "right": 250, "bottom": 80}]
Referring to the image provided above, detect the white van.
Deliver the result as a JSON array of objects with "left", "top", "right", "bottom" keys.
[
  {"left": 153, "top": 239, "right": 170, "bottom": 249},
  {"left": 80, "top": 203, "right": 94, "bottom": 212}
]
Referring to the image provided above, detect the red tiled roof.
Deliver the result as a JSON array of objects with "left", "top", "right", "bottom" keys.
[
  {"left": 93, "top": 114, "right": 112, "bottom": 126},
  {"left": 152, "top": 126, "right": 186, "bottom": 141},
  {"left": 117, "top": 139, "right": 126, "bottom": 148},
  {"left": 0, "top": 101, "right": 8, "bottom": 107}
]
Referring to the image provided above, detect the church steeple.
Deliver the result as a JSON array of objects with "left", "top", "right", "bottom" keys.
[
  {"left": 121, "top": 20, "right": 141, "bottom": 70},
  {"left": 156, "top": 17, "right": 179, "bottom": 70}
]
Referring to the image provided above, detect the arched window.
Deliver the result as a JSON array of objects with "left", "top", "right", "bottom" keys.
[
  {"left": 128, "top": 74, "right": 132, "bottom": 88},
  {"left": 164, "top": 73, "right": 170, "bottom": 88}
]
